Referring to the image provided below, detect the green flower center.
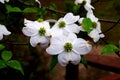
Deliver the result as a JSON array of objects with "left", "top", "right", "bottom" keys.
[
  {"left": 58, "top": 21, "right": 66, "bottom": 28},
  {"left": 92, "top": 22, "right": 97, "bottom": 28},
  {"left": 64, "top": 42, "right": 73, "bottom": 52},
  {"left": 39, "top": 27, "right": 46, "bottom": 36},
  {"left": 37, "top": 18, "right": 44, "bottom": 22}
]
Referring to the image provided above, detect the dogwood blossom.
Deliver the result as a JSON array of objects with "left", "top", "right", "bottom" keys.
[
  {"left": 22, "top": 19, "right": 50, "bottom": 47},
  {"left": 46, "top": 33, "right": 92, "bottom": 66},
  {"left": 49, "top": 12, "right": 81, "bottom": 37},
  {"left": 78, "top": 12, "right": 105, "bottom": 42},
  {"left": 0, "top": 0, "right": 9, "bottom": 4},
  {"left": 87, "top": 12, "right": 105, "bottom": 42},
  {"left": 0, "top": 24, "right": 11, "bottom": 40},
  {"left": 74, "top": 0, "right": 94, "bottom": 12}
]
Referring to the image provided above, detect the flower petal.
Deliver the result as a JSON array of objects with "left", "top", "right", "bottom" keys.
[
  {"left": 73, "top": 38, "right": 92, "bottom": 55},
  {"left": 58, "top": 52, "right": 80, "bottom": 66},
  {"left": 64, "top": 13, "right": 80, "bottom": 24},
  {"left": 87, "top": 11, "right": 98, "bottom": 22},
  {"left": 88, "top": 29, "right": 100, "bottom": 42},
  {"left": 41, "top": 21, "right": 50, "bottom": 29},
  {"left": 0, "top": 24, "right": 11, "bottom": 35},
  {"left": 66, "top": 24, "right": 81, "bottom": 33},
  {"left": 46, "top": 37, "right": 64, "bottom": 55},
  {"left": 74, "top": 0, "right": 83, "bottom": 5},
  {"left": 0, "top": 33, "right": 3, "bottom": 40},
  {"left": 66, "top": 33, "right": 77, "bottom": 42},
  {"left": 70, "top": 53, "right": 81, "bottom": 65},
  {"left": 30, "top": 34, "right": 49, "bottom": 47},
  {"left": 84, "top": 3, "right": 94, "bottom": 12},
  {"left": 22, "top": 27, "right": 38, "bottom": 37},
  {"left": 58, "top": 52, "right": 69, "bottom": 66}
]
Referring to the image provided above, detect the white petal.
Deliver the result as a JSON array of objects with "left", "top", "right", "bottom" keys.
[
  {"left": 24, "top": 19, "right": 34, "bottom": 25},
  {"left": 69, "top": 52, "right": 81, "bottom": 65},
  {"left": 73, "top": 38, "right": 92, "bottom": 55},
  {"left": 58, "top": 52, "right": 69, "bottom": 66},
  {"left": 5, "top": 0, "right": 9, "bottom": 2},
  {"left": 78, "top": 18, "right": 86, "bottom": 31},
  {"left": 66, "top": 24, "right": 81, "bottom": 33},
  {"left": 74, "top": 0, "right": 83, "bottom": 5},
  {"left": 46, "top": 37, "right": 64, "bottom": 55},
  {"left": 58, "top": 52, "right": 80, "bottom": 66},
  {"left": 22, "top": 27, "right": 38, "bottom": 37},
  {"left": 87, "top": 11, "right": 98, "bottom": 22},
  {"left": 78, "top": 18, "right": 84, "bottom": 24},
  {"left": 50, "top": 25, "right": 63, "bottom": 37},
  {"left": 100, "top": 34, "right": 105, "bottom": 38},
  {"left": 0, "top": 33, "right": 3, "bottom": 40},
  {"left": 64, "top": 13, "right": 80, "bottom": 24},
  {"left": 0, "top": 24, "right": 11, "bottom": 35},
  {"left": 41, "top": 21, "right": 50, "bottom": 30},
  {"left": 84, "top": 3, "right": 94, "bottom": 12},
  {"left": 86, "top": 0, "right": 91, "bottom": 4},
  {"left": 30, "top": 34, "right": 49, "bottom": 47},
  {"left": 96, "top": 22, "right": 102, "bottom": 33},
  {"left": 40, "top": 42, "right": 49, "bottom": 48},
  {"left": 89, "top": 29, "right": 100, "bottom": 42},
  {"left": 66, "top": 33, "right": 77, "bottom": 42},
  {"left": 0, "top": 0, "right": 5, "bottom": 3},
  {"left": 35, "top": 0, "right": 41, "bottom": 8}
]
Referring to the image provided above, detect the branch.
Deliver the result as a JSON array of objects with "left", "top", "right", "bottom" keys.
[
  {"left": 99, "top": 19, "right": 120, "bottom": 24},
  {"left": 18, "top": 0, "right": 34, "bottom": 7},
  {"left": 102, "top": 19, "right": 120, "bottom": 33}
]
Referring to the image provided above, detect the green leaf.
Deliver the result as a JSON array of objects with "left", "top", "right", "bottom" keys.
[
  {"left": 48, "top": 55, "right": 58, "bottom": 72},
  {"left": 0, "top": 60, "right": 7, "bottom": 69},
  {"left": 6, "top": 5, "right": 22, "bottom": 13},
  {"left": 49, "top": 4, "right": 57, "bottom": 10},
  {"left": 1, "top": 51, "right": 12, "bottom": 61},
  {"left": 37, "top": 7, "right": 47, "bottom": 18},
  {"left": 73, "top": 5, "right": 80, "bottom": 14},
  {"left": 0, "top": 44, "right": 5, "bottom": 51},
  {"left": 82, "top": 18, "right": 93, "bottom": 33},
  {"left": 101, "top": 44, "right": 120, "bottom": 54},
  {"left": 23, "top": 8, "right": 38, "bottom": 13},
  {"left": 81, "top": 55, "right": 88, "bottom": 68},
  {"left": 7, "top": 60, "right": 24, "bottom": 75}
]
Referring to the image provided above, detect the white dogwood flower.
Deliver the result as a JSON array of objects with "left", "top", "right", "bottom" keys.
[
  {"left": 0, "top": 24, "right": 11, "bottom": 40},
  {"left": 50, "top": 12, "right": 80, "bottom": 37},
  {"left": 46, "top": 33, "right": 92, "bottom": 66},
  {"left": 78, "top": 12, "right": 105, "bottom": 42},
  {"left": 22, "top": 19, "right": 50, "bottom": 47},
  {"left": 0, "top": 0, "right": 9, "bottom": 4},
  {"left": 87, "top": 12, "right": 105, "bottom": 42},
  {"left": 88, "top": 29, "right": 104, "bottom": 42},
  {"left": 74, "top": 0, "right": 94, "bottom": 12}
]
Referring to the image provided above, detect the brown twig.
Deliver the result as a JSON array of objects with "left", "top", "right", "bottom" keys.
[{"left": 102, "top": 19, "right": 120, "bottom": 33}]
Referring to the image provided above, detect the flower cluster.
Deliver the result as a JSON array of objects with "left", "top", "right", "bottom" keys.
[{"left": 22, "top": 0, "right": 105, "bottom": 66}]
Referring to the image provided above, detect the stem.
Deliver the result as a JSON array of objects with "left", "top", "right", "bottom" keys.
[{"left": 66, "top": 63, "right": 79, "bottom": 80}]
